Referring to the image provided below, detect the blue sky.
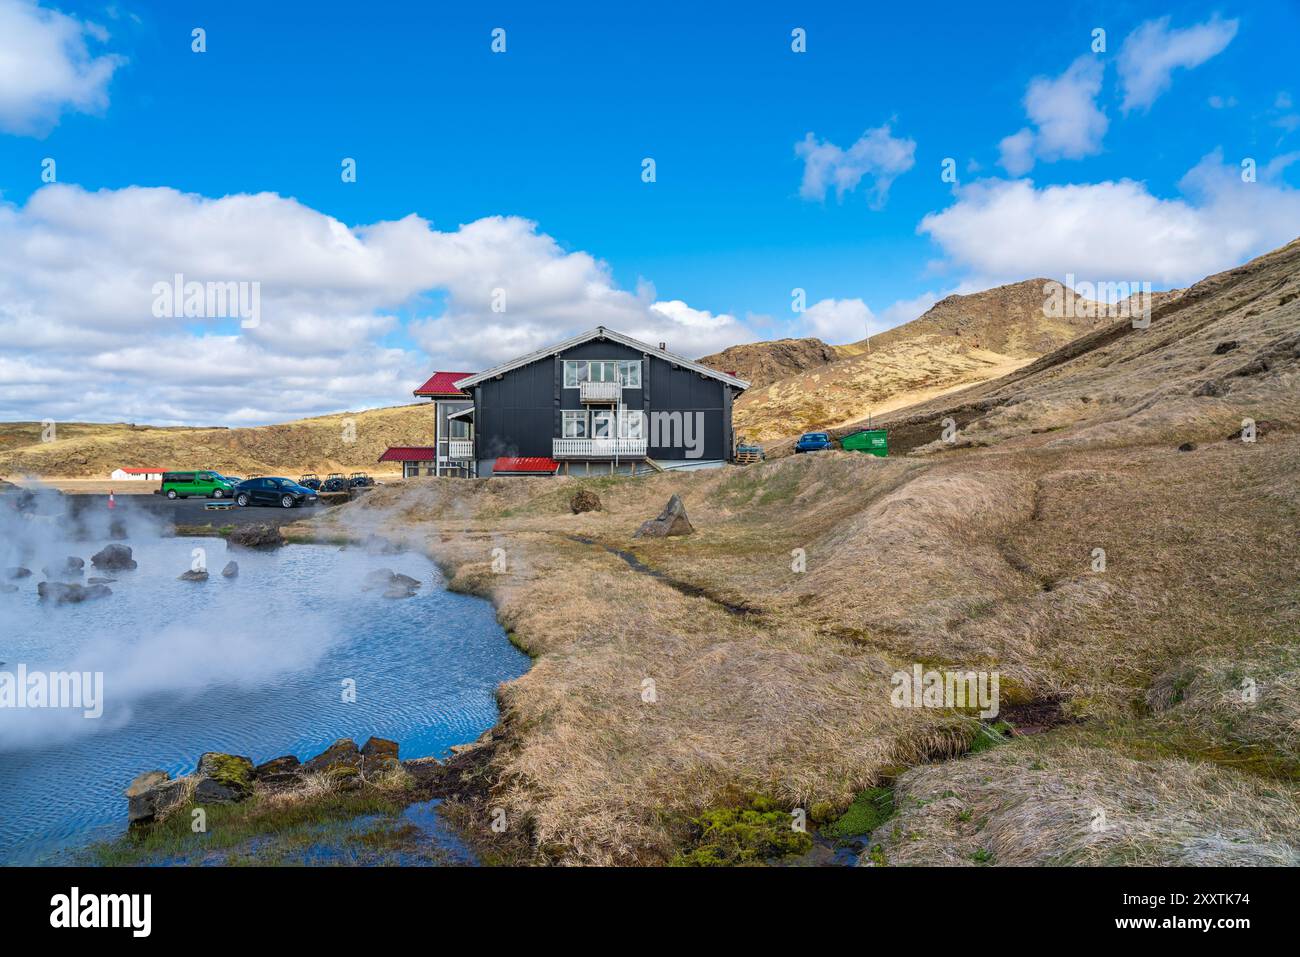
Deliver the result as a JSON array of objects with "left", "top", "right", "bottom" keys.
[{"left": 1, "top": 0, "right": 1297, "bottom": 425}]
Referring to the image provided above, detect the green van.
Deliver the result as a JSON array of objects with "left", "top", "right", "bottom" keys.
[{"left": 159, "top": 470, "right": 235, "bottom": 499}]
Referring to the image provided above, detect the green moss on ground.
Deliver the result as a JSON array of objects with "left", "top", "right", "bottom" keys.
[
  {"left": 823, "top": 786, "right": 896, "bottom": 839},
  {"left": 670, "top": 794, "right": 812, "bottom": 866}
]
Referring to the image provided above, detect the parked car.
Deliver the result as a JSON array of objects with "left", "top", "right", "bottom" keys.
[
  {"left": 215, "top": 473, "right": 242, "bottom": 484},
  {"left": 349, "top": 472, "right": 374, "bottom": 488},
  {"left": 321, "top": 473, "right": 349, "bottom": 493},
  {"left": 158, "top": 470, "right": 236, "bottom": 499},
  {"left": 232, "top": 477, "right": 319, "bottom": 508},
  {"left": 298, "top": 473, "right": 322, "bottom": 490},
  {"left": 794, "top": 432, "right": 835, "bottom": 453}
]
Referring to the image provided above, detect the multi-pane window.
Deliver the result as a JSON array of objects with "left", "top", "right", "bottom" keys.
[
  {"left": 563, "top": 359, "right": 642, "bottom": 388},
  {"left": 591, "top": 410, "right": 614, "bottom": 438},
  {"left": 562, "top": 410, "right": 588, "bottom": 438},
  {"left": 619, "top": 410, "right": 645, "bottom": 439}
]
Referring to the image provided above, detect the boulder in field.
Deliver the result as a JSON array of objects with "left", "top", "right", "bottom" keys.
[
  {"left": 221, "top": 561, "right": 239, "bottom": 578},
  {"left": 91, "top": 543, "right": 137, "bottom": 571},
  {"left": 570, "top": 489, "right": 602, "bottom": 514},
  {"left": 633, "top": 494, "right": 695, "bottom": 538},
  {"left": 226, "top": 523, "right": 283, "bottom": 549},
  {"left": 178, "top": 569, "right": 209, "bottom": 582}
]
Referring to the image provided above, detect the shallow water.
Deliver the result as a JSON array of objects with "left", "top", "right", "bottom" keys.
[{"left": 0, "top": 537, "right": 529, "bottom": 864}]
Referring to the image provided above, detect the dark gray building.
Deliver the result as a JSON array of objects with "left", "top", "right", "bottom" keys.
[{"left": 449, "top": 326, "right": 750, "bottom": 477}]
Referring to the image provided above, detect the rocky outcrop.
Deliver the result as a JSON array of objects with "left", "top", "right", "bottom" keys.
[
  {"left": 178, "top": 569, "right": 209, "bottom": 582},
  {"left": 362, "top": 568, "right": 421, "bottom": 598},
  {"left": 226, "top": 523, "right": 283, "bottom": 549},
  {"left": 360, "top": 737, "right": 401, "bottom": 777},
  {"left": 253, "top": 755, "right": 301, "bottom": 787},
  {"left": 91, "top": 543, "right": 137, "bottom": 571},
  {"left": 570, "top": 489, "right": 602, "bottom": 514},
  {"left": 634, "top": 494, "right": 695, "bottom": 538},
  {"left": 221, "top": 561, "right": 239, "bottom": 578},
  {"left": 37, "top": 581, "right": 111, "bottom": 603},
  {"left": 301, "top": 737, "right": 363, "bottom": 774}
]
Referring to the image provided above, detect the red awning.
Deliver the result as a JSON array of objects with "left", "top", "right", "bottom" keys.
[
  {"left": 493, "top": 457, "right": 558, "bottom": 475},
  {"left": 378, "top": 446, "right": 437, "bottom": 463}
]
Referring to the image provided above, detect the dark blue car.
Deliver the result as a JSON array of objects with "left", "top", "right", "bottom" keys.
[
  {"left": 232, "top": 477, "right": 319, "bottom": 508},
  {"left": 794, "top": 432, "right": 835, "bottom": 453}
]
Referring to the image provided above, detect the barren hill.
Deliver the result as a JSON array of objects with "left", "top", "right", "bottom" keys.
[
  {"left": 699, "top": 337, "right": 839, "bottom": 388},
  {"left": 734, "top": 279, "right": 1118, "bottom": 442},
  {"left": 0, "top": 403, "right": 435, "bottom": 479}
]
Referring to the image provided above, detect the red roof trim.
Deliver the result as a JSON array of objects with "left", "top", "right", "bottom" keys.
[
  {"left": 378, "top": 446, "right": 437, "bottom": 463},
  {"left": 493, "top": 457, "right": 558, "bottom": 474},
  {"left": 413, "top": 371, "right": 476, "bottom": 397}
]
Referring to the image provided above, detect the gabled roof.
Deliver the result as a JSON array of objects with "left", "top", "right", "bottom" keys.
[
  {"left": 452, "top": 327, "right": 750, "bottom": 391},
  {"left": 414, "top": 371, "right": 476, "bottom": 397},
  {"left": 378, "top": 446, "right": 437, "bottom": 462}
]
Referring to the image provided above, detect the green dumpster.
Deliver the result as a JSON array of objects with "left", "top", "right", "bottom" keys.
[{"left": 841, "top": 429, "right": 888, "bottom": 457}]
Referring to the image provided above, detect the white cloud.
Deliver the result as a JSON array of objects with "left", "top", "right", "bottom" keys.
[
  {"left": 0, "top": 0, "right": 125, "bottom": 136},
  {"left": 1117, "top": 15, "right": 1239, "bottom": 113},
  {"left": 796, "top": 124, "right": 916, "bottom": 208},
  {"left": 999, "top": 56, "right": 1107, "bottom": 173},
  {"left": 0, "top": 185, "right": 757, "bottom": 424},
  {"left": 919, "top": 151, "right": 1300, "bottom": 287},
  {"left": 801, "top": 298, "right": 881, "bottom": 344},
  {"left": 877, "top": 291, "right": 940, "bottom": 330},
  {"left": 1207, "top": 94, "right": 1237, "bottom": 109}
]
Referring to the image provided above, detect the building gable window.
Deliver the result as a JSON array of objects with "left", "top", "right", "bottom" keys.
[{"left": 563, "top": 359, "right": 642, "bottom": 388}]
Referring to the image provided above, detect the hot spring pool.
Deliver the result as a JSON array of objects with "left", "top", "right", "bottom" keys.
[{"left": 0, "top": 536, "right": 530, "bottom": 864}]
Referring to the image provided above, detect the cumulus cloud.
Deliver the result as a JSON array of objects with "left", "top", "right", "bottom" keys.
[
  {"left": 0, "top": 0, "right": 125, "bottom": 136},
  {"left": 0, "top": 185, "right": 757, "bottom": 425},
  {"left": 1117, "top": 15, "right": 1238, "bottom": 113},
  {"left": 999, "top": 56, "right": 1107, "bottom": 174},
  {"left": 796, "top": 124, "right": 916, "bottom": 208},
  {"left": 920, "top": 151, "right": 1300, "bottom": 287},
  {"left": 801, "top": 298, "right": 881, "bottom": 344}
]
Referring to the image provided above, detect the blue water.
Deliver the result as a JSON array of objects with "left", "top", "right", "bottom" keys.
[{"left": 0, "top": 537, "right": 529, "bottom": 864}]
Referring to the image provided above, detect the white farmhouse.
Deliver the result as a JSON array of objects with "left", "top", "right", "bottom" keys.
[{"left": 110, "top": 467, "right": 164, "bottom": 481}]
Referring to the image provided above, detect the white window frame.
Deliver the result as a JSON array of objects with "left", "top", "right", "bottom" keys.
[
  {"left": 618, "top": 360, "right": 642, "bottom": 387},
  {"left": 564, "top": 358, "right": 641, "bottom": 388},
  {"left": 619, "top": 409, "right": 645, "bottom": 439},
  {"left": 562, "top": 410, "right": 588, "bottom": 438},
  {"left": 591, "top": 410, "right": 614, "bottom": 438}
]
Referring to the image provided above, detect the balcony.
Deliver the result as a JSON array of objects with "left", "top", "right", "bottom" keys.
[
  {"left": 553, "top": 437, "right": 647, "bottom": 459},
  {"left": 447, "top": 439, "right": 474, "bottom": 459},
  {"left": 579, "top": 380, "right": 621, "bottom": 403}
]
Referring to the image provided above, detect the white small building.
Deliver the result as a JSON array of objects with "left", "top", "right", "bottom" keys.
[{"left": 110, "top": 467, "right": 164, "bottom": 481}]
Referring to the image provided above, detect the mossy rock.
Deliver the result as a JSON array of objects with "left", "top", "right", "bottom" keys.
[{"left": 195, "top": 752, "right": 254, "bottom": 797}]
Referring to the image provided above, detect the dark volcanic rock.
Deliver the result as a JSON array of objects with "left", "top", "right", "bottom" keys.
[
  {"left": 5, "top": 567, "right": 31, "bottom": 579},
  {"left": 360, "top": 737, "right": 401, "bottom": 777},
  {"left": 226, "top": 523, "right": 283, "bottom": 549},
  {"left": 91, "top": 543, "right": 137, "bottom": 571},
  {"left": 37, "top": 581, "right": 110, "bottom": 603},
  {"left": 633, "top": 494, "right": 695, "bottom": 538},
  {"left": 178, "top": 569, "right": 209, "bottom": 582},
  {"left": 302, "top": 738, "right": 363, "bottom": 775},
  {"left": 253, "top": 754, "right": 301, "bottom": 787},
  {"left": 125, "top": 770, "right": 187, "bottom": 825},
  {"left": 570, "top": 489, "right": 602, "bottom": 514},
  {"left": 1178, "top": 442, "right": 1197, "bottom": 452},
  {"left": 195, "top": 752, "right": 255, "bottom": 801},
  {"left": 221, "top": 561, "right": 239, "bottom": 578},
  {"left": 1213, "top": 340, "right": 1239, "bottom": 354},
  {"left": 364, "top": 568, "right": 421, "bottom": 598}
]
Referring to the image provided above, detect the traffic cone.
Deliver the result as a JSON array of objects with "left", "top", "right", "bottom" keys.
[{"left": 108, "top": 491, "right": 116, "bottom": 509}]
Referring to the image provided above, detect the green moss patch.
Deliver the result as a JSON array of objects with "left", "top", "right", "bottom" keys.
[
  {"left": 670, "top": 795, "right": 812, "bottom": 866},
  {"left": 823, "top": 786, "right": 895, "bottom": 839}
]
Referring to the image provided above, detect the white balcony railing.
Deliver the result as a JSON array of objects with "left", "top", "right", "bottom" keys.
[
  {"left": 553, "top": 437, "right": 647, "bottom": 459},
  {"left": 448, "top": 439, "right": 474, "bottom": 459},
  {"left": 579, "top": 380, "right": 621, "bottom": 402}
]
